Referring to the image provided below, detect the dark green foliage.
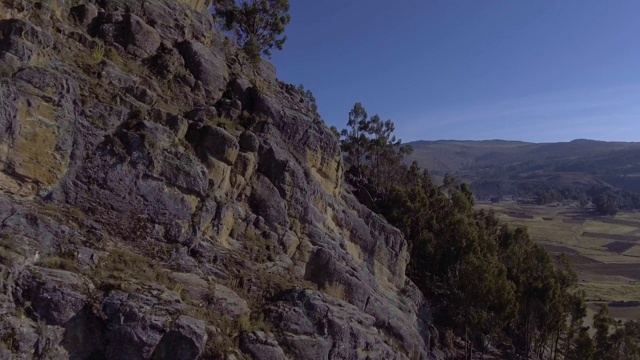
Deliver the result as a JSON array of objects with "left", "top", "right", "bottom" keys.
[
  {"left": 336, "top": 103, "right": 638, "bottom": 357},
  {"left": 593, "top": 305, "right": 613, "bottom": 359},
  {"left": 340, "top": 103, "right": 412, "bottom": 195},
  {"left": 612, "top": 320, "right": 640, "bottom": 359},
  {"left": 595, "top": 186, "right": 640, "bottom": 211},
  {"left": 586, "top": 305, "right": 640, "bottom": 360},
  {"left": 283, "top": 83, "right": 322, "bottom": 119},
  {"left": 395, "top": 178, "right": 636, "bottom": 357},
  {"left": 536, "top": 189, "right": 558, "bottom": 205},
  {"left": 329, "top": 125, "right": 340, "bottom": 139},
  {"left": 213, "top": 0, "right": 291, "bottom": 63},
  {"left": 591, "top": 190, "right": 620, "bottom": 216},
  {"left": 211, "top": 0, "right": 235, "bottom": 11},
  {"left": 471, "top": 180, "right": 640, "bottom": 214},
  {"left": 568, "top": 327, "right": 595, "bottom": 360},
  {"left": 340, "top": 102, "right": 370, "bottom": 171},
  {"left": 295, "top": 84, "right": 319, "bottom": 118},
  {"left": 379, "top": 165, "right": 582, "bottom": 358}
]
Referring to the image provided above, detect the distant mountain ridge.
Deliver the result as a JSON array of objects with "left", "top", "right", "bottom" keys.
[{"left": 406, "top": 139, "right": 640, "bottom": 199}]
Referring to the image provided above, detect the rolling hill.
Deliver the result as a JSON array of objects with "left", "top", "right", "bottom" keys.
[{"left": 406, "top": 139, "right": 640, "bottom": 199}]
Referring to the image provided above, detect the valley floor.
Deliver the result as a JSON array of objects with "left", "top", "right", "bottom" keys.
[{"left": 476, "top": 202, "right": 640, "bottom": 322}]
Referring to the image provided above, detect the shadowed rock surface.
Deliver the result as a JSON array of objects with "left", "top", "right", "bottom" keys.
[{"left": 0, "top": 0, "right": 442, "bottom": 359}]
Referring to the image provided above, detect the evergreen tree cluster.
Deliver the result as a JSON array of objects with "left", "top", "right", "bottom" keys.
[
  {"left": 291, "top": 84, "right": 320, "bottom": 119},
  {"left": 338, "top": 102, "right": 640, "bottom": 358},
  {"left": 473, "top": 180, "right": 640, "bottom": 215},
  {"left": 581, "top": 305, "right": 640, "bottom": 360},
  {"left": 339, "top": 103, "right": 413, "bottom": 198},
  {"left": 588, "top": 185, "right": 640, "bottom": 216}
]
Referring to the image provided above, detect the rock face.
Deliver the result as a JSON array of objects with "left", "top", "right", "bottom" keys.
[{"left": 0, "top": 0, "right": 439, "bottom": 359}]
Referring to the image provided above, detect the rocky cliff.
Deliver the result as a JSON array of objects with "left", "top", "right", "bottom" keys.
[{"left": 0, "top": 0, "right": 439, "bottom": 359}]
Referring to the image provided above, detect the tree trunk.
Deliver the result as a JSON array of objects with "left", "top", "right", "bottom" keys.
[{"left": 553, "top": 327, "right": 561, "bottom": 360}]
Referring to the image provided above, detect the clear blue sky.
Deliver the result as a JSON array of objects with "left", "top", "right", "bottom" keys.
[{"left": 270, "top": 1, "right": 640, "bottom": 143}]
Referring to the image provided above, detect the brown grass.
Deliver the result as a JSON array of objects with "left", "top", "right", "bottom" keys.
[
  {"left": 88, "top": 248, "right": 175, "bottom": 291},
  {"left": 321, "top": 283, "right": 346, "bottom": 301},
  {"left": 37, "top": 256, "right": 79, "bottom": 272}
]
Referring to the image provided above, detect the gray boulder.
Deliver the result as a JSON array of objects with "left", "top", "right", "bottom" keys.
[
  {"left": 70, "top": 3, "right": 99, "bottom": 27},
  {"left": 0, "top": 19, "right": 53, "bottom": 66},
  {"left": 187, "top": 123, "right": 240, "bottom": 165},
  {"left": 123, "top": 14, "right": 162, "bottom": 58},
  {"left": 15, "top": 268, "right": 87, "bottom": 326},
  {"left": 185, "top": 106, "right": 219, "bottom": 123},
  {"left": 239, "top": 331, "right": 287, "bottom": 360},
  {"left": 102, "top": 291, "right": 179, "bottom": 360},
  {"left": 228, "top": 77, "right": 254, "bottom": 109},
  {"left": 249, "top": 175, "right": 290, "bottom": 231},
  {"left": 268, "top": 289, "right": 407, "bottom": 360},
  {"left": 61, "top": 305, "right": 107, "bottom": 360},
  {"left": 206, "top": 284, "right": 250, "bottom": 318},
  {"left": 178, "top": 40, "right": 228, "bottom": 99},
  {"left": 239, "top": 130, "right": 260, "bottom": 153},
  {"left": 126, "top": 85, "right": 157, "bottom": 105},
  {"left": 151, "top": 316, "right": 208, "bottom": 360},
  {"left": 148, "top": 43, "right": 186, "bottom": 79}
]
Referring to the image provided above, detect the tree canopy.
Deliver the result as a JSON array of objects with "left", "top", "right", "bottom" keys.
[
  {"left": 340, "top": 103, "right": 412, "bottom": 195},
  {"left": 213, "top": 0, "right": 291, "bottom": 63},
  {"left": 338, "top": 102, "right": 640, "bottom": 358}
]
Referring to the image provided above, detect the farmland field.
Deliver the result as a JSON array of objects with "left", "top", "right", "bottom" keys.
[{"left": 476, "top": 202, "right": 640, "bottom": 321}]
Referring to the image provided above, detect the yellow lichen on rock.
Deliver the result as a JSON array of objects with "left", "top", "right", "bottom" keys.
[
  {"left": 215, "top": 206, "right": 237, "bottom": 248},
  {"left": 374, "top": 244, "right": 408, "bottom": 290},
  {"left": 207, "top": 158, "right": 232, "bottom": 193},
  {"left": 178, "top": 0, "right": 210, "bottom": 12},
  {"left": 344, "top": 238, "right": 364, "bottom": 265},
  {"left": 305, "top": 148, "right": 342, "bottom": 196},
  {"left": 232, "top": 152, "right": 256, "bottom": 180},
  {"left": 0, "top": 171, "right": 38, "bottom": 197},
  {"left": 7, "top": 100, "right": 68, "bottom": 187}
]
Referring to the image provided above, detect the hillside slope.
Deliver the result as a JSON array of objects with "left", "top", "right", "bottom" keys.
[
  {"left": 0, "top": 1, "right": 439, "bottom": 359},
  {"left": 407, "top": 139, "right": 640, "bottom": 198}
]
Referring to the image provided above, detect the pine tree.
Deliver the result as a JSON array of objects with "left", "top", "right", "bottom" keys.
[
  {"left": 593, "top": 305, "right": 613, "bottom": 360},
  {"left": 568, "top": 327, "right": 595, "bottom": 360},
  {"left": 214, "top": 0, "right": 291, "bottom": 63},
  {"left": 340, "top": 103, "right": 370, "bottom": 173}
]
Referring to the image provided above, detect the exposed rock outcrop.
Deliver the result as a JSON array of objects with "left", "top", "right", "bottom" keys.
[{"left": 0, "top": 0, "right": 440, "bottom": 359}]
